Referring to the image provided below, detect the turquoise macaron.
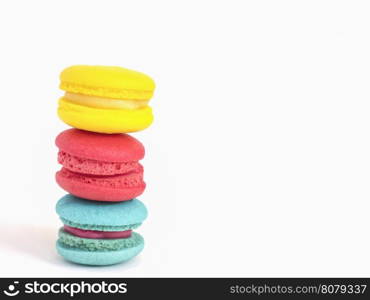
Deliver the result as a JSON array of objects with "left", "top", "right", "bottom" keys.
[{"left": 55, "top": 194, "right": 148, "bottom": 266}]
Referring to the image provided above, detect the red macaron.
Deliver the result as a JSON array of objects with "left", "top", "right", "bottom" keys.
[{"left": 55, "top": 129, "right": 146, "bottom": 201}]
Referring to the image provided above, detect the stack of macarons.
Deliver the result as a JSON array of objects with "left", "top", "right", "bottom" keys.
[{"left": 55, "top": 65, "right": 155, "bottom": 265}]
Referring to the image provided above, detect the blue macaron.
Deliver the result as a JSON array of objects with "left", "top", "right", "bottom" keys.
[{"left": 55, "top": 194, "right": 148, "bottom": 266}]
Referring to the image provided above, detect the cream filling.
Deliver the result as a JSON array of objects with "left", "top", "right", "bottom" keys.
[{"left": 63, "top": 92, "right": 149, "bottom": 110}]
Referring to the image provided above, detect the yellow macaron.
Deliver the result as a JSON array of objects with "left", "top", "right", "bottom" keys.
[{"left": 58, "top": 65, "right": 155, "bottom": 133}]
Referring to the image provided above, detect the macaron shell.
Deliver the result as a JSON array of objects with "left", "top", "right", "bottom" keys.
[
  {"left": 56, "top": 235, "right": 144, "bottom": 266},
  {"left": 56, "top": 195, "right": 148, "bottom": 228},
  {"left": 58, "top": 98, "right": 153, "bottom": 134},
  {"left": 56, "top": 129, "right": 145, "bottom": 163},
  {"left": 56, "top": 167, "right": 145, "bottom": 201},
  {"left": 60, "top": 65, "right": 155, "bottom": 100}
]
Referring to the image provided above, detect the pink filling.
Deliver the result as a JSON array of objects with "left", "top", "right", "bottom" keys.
[
  {"left": 58, "top": 167, "right": 144, "bottom": 189},
  {"left": 58, "top": 151, "right": 141, "bottom": 176},
  {"left": 64, "top": 225, "right": 132, "bottom": 239}
]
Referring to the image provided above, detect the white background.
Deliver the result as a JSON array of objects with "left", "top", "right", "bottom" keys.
[{"left": 0, "top": 0, "right": 369, "bottom": 277}]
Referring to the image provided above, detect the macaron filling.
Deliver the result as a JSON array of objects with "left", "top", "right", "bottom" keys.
[
  {"left": 58, "top": 229, "right": 144, "bottom": 251},
  {"left": 63, "top": 92, "right": 148, "bottom": 110},
  {"left": 58, "top": 151, "right": 141, "bottom": 176},
  {"left": 63, "top": 225, "right": 132, "bottom": 239},
  {"left": 60, "top": 217, "right": 141, "bottom": 231},
  {"left": 57, "top": 167, "right": 145, "bottom": 189}
]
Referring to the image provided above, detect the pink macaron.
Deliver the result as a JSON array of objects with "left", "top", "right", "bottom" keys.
[{"left": 55, "top": 129, "right": 146, "bottom": 201}]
